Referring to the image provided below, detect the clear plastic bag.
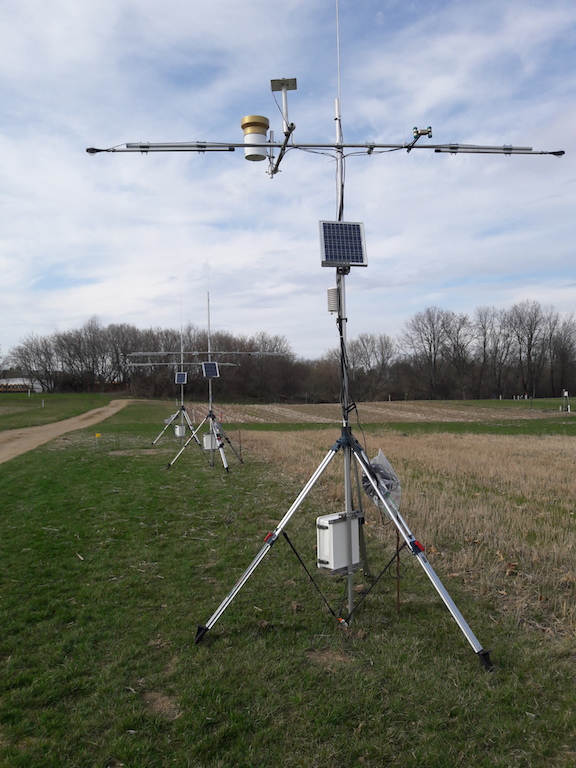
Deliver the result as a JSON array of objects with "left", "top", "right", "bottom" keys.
[{"left": 362, "top": 448, "right": 401, "bottom": 509}]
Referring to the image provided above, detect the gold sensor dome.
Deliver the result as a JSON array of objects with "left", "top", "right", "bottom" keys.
[{"left": 240, "top": 115, "right": 269, "bottom": 161}]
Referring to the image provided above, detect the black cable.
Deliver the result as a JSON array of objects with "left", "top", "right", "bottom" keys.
[
  {"left": 343, "top": 147, "right": 406, "bottom": 158},
  {"left": 281, "top": 532, "right": 339, "bottom": 620},
  {"left": 336, "top": 308, "right": 359, "bottom": 420},
  {"left": 343, "top": 542, "right": 408, "bottom": 624},
  {"left": 298, "top": 147, "right": 338, "bottom": 160},
  {"left": 282, "top": 513, "right": 406, "bottom": 627}
]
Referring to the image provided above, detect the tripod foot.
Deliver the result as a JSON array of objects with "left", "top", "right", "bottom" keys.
[
  {"left": 195, "top": 625, "right": 210, "bottom": 644},
  {"left": 477, "top": 649, "right": 494, "bottom": 672}
]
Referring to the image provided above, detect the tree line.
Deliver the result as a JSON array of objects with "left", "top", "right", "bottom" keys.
[{"left": 4, "top": 300, "right": 576, "bottom": 401}]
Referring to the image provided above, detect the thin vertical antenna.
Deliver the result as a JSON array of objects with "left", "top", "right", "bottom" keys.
[
  {"left": 335, "top": 0, "right": 342, "bottom": 104},
  {"left": 334, "top": 0, "right": 344, "bottom": 221},
  {"left": 333, "top": 0, "right": 348, "bottom": 421},
  {"left": 180, "top": 293, "right": 184, "bottom": 369},
  {"left": 179, "top": 293, "right": 184, "bottom": 410},
  {"left": 207, "top": 291, "right": 213, "bottom": 411},
  {"left": 207, "top": 291, "right": 212, "bottom": 362}
]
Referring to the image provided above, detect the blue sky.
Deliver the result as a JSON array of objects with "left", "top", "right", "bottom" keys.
[{"left": 1, "top": 0, "right": 574, "bottom": 360}]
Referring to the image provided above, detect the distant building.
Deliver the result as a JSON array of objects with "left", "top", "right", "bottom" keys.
[{"left": 0, "top": 378, "right": 43, "bottom": 393}]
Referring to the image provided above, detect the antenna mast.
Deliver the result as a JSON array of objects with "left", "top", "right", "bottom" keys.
[
  {"left": 333, "top": 0, "right": 361, "bottom": 622},
  {"left": 207, "top": 291, "right": 213, "bottom": 413},
  {"left": 335, "top": 0, "right": 344, "bottom": 221}
]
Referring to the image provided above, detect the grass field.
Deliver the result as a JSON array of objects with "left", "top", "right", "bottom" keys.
[
  {"left": 1, "top": 396, "right": 575, "bottom": 767},
  {"left": 0, "top": 393, "right": 114, "bottom": 431}
]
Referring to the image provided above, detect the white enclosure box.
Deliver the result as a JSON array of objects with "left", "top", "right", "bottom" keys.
[
  {"left": 316, "top": 512, "right": 362, "bottom": 573},
  {"left": 174, "top": 425, "right": 186, "bottom": 438},
  {"left": 203, "top": 433, "right": 219, "bottom": 451}
]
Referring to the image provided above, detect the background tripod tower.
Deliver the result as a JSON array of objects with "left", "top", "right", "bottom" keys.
[
  {"left": 152, "top": 371, "right": 196, "bottom": 447},
  {"left": 168, "top": 292, "right": 243, "bottom": 471},
  {"left": 149, "top": 319, "right": 198, "bottom": 446}
]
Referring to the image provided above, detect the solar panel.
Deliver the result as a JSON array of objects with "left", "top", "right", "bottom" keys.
[
  {"left": 319, "top": 221, "right": 367, "bottom": 267},
  {"left": 202, "top": 361, "right": 220, "bottom": 379},
  {"left": 175, "top": 371, "right": 187, "bottom": 385}
]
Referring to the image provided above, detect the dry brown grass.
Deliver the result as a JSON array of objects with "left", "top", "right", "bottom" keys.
[{"left": 241, "top": 428, "right": 576, "bottom": 636}]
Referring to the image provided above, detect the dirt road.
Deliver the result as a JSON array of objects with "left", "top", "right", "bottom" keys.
[{"left": 0, "top": 400, "right": 131, "bottom": 465}]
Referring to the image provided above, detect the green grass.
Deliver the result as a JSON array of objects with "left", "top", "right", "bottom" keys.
[
  {"left": 1, "top": 400, "right": 575, "bottom": 767},
  {"left": 362, "top": 419, "right": 576, "bottom": 436},
  {"left": 445, "top": 397, "right": 569, "bottom": 411},
  {"left": 0, "top": 393, "right": 115, "bottom": 430},
  {"left": 231, "top": 417, "right": 576, "bottom": 437}
]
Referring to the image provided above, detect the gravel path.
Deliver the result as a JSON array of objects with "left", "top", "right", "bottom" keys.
[{"left": 0, "top": 400, "right": 131, "bottom": 464}]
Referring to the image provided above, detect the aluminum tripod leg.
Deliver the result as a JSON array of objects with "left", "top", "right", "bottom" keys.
[
  {"left": 153, "top": 405, "right": 196, "bottom": 445},
  {"left": 207, "top": 412, "right": 242, "bottom": 470},
  {"left": 349, "top": 434, "right": 492, "bottom": 670},
  {"left": 182, "top": 408, "right": 196, "bottom": 431},
  {"left": 168, "top": 415, "right": 205, "bottom": 467},
  {"left": 152, "top": 410, "right": 180, "bottom": 445},
  {"left": 212, "top": 416, "right": 243, "bottom": 464},
  {"left": 214, "top": 424, "right": 229, "bottom": 472},
  {"left": 195, "top": 444, "right": 340, "bottom": 643},
  {"left": 353, "top": 458, "right": 371, "bottom": 579}
]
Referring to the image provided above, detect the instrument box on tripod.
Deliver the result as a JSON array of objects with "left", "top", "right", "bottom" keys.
[{"left": 316, "top": 512, "right": 362, "bottom": 574}]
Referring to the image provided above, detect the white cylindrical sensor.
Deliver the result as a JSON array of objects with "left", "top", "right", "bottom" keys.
[{"left": 240, "top": 115, "right": 270, "bottom": 161}]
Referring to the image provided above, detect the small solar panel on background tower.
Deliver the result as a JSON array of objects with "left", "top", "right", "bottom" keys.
[
  {"left": 319, "top": 221, "right": 367, "bottom": 267},
  {"left": 175, "top": 371, "right": 187, "bottom": 385},
  {"left": 202, "top": 361, "right": 220, "bottom": 378}
]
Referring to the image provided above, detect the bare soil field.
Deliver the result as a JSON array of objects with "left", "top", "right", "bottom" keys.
[
  {"left": 186, "top": 400, "right": 568, "bottom": 424},
  {"left": 1, "top": 399, "right": 569, "bottom": 465}
]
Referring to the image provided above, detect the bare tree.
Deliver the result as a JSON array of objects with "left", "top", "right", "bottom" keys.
[
  {"left": 242, "top": 332, "right": 295, "bottom": 401},
  {"left": 547, "top": 313, "right": 576, "bottom": 396},
  {"left": 400, "top": 307, "right": 451, "bottom": 399},
  {"left": 126, "top": 325, "right": 190, "bottom": 398},
  {"left": 52, "top": 317, "right": 112, "bottom": 391},
  {"left": 490, "top": 309, "right": 515, "bottom": 397},
  {"left": 472, "top": 306, "right": 493, "bottom": 398},
  {"left": 307, "top": 349, "right": 340, "bottom": 403},
  {"left": 347, "top": 332, "right": 396, "bottom": 400},
  {"left": 10, "top": 333, "right": 59, "bottom": 392},
  {"left": 105, "top": 323, "right": 143, "bottom": 387},
  {"left": 507, "top": 300, "right": 549, "bottom": 398},
  {"left": 443, "top": 312, "right": 475, "bottom": 399},
  {"left": 7, "top": 301, "right": 575, "bottom": 400}
]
